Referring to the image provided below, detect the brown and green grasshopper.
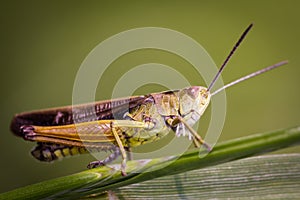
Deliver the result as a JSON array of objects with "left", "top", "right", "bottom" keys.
[{"left": 10, "top": 24, "right": 288, "bottom": 175}]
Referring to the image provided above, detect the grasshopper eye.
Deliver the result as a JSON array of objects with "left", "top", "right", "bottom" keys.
[{"left": 186, "top": 86, "right": 200, "bottom": 99}]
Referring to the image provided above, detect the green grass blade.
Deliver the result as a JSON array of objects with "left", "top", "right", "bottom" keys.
[
  {"left": 111, "top": 154, "right": 300, "bottom": 199},
  {"left": 1, "top": 126, "right": 300, "bottom": 199}
]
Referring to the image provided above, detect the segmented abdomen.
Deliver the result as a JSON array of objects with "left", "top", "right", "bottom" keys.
[{"left": 31, "top": 142, "right": 115, "bottom": 162}]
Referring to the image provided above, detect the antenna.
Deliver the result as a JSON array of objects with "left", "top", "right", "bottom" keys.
[
  {"left": 207, "top": 23, "right": 253, "bottom": 91},
  {"left": 211, "top": 60, "right": 288, "bottom": 96}
]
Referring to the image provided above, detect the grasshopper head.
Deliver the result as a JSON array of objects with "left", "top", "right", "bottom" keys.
[{"left": 178, "top": 86, "right": 211, "bottom": 118}]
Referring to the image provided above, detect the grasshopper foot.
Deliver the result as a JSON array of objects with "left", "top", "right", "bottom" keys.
[
  {"left": 202, "top": 142, "right": 212, "bottom": 152},
  {"left": 87, "top": 160, "right": 127, "bottom": 176},
  {"left": 87, "top": 161, "right": 105, "bottom": 169},
  {"left": 121, "top": 170, "right": 127, "bottom": 176}
]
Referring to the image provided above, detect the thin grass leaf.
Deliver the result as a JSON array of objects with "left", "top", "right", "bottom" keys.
[
  {"left": 109, "top": 154, "right": 300, "bottom": 200},
  {"left": 1, "top": 126, "right": 300, "bottom": 199}
]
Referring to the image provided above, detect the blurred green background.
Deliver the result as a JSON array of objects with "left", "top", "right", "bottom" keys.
[{"left": 1, "top": 0, "right": 299, "bottom": 193}]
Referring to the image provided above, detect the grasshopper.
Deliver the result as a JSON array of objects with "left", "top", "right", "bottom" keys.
[{"left": 10, "top": 24, "right": 287, "bottom": 176}]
